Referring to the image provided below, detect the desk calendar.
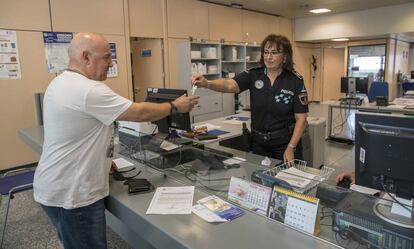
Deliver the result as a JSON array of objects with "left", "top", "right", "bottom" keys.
[
  {"left": 268, "top": 186, "right": 320, "bottom": 235},
  {"left": 228, "top": 177, "right": 272, "bottom": 216}
]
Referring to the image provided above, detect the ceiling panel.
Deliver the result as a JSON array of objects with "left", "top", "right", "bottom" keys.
[{"left": 201, "top": 0, "right": 414, "bottom": 18}]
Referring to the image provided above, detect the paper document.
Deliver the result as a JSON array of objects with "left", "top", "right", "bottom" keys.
[
  {"left": 350, "top": 184, "right": 380, "bottom": 195},
  {"left": 275, "top": 167, "right": 318, "bottom": 189},
  {"left": 222, "top": 119, "right": 243, "bottom": 125},
  {"left": 146, "top": 186, "right": 195, "bottom": 214},
  {"left": 222, "top": 157, "right": 246, "bottom": 165},
  {"left": 160, "top": 140, "right": 181, "bottom": 151},
  {"left": 112, "top": 158, "right": 134, "bottom": 170},
  {"left": 133, "top": 150, "right": 161, "bottom": 161},
  {"left": 193, "top": 123, "right": 221, "bottom": 131}
]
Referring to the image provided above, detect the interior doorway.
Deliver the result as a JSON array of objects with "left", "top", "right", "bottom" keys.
[
  {"left": 322, "top": 47, "right": 345, "bottom": 101},
  {"left": 130, "top": 38, "right": 165, "bottom": 102}
]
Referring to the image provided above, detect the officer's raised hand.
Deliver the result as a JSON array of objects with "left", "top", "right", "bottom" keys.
[
  {"left": 191, "top": 74, "right": 208, "bottom": 88},
  {"left": 283, "top": 147, "right": 295, "bottom": 165}
]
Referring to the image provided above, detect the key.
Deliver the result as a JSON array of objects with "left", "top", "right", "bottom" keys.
[{"left": 191, "top": 84, "right": 197, "bottom": 95}]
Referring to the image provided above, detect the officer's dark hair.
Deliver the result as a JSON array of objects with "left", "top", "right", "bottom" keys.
[{"left": 260, "top": 34, "right": 294, "bottom": 71}]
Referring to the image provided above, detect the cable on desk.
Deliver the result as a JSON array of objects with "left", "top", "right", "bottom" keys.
[
  {"left": 332, "top": 102, "right": 350, "bottom": 135},
  {"left": 333, "top": 102, "right": 354, "bottom": 138},
  {"left": 381, "top": 179, "right": 414, "bottom": 214},
  {"left": 334, "top": 226, "right": 381, "bottom": 249}
]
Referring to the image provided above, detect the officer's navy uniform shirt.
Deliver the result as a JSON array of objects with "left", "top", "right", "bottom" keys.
[{"left": 234, "top": 66, "right": 309, "bottom": 132}]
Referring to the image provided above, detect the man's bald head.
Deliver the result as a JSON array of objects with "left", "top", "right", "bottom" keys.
[
  {"left": 68, "top": 32, "right": 107, "bottom": 60},
  {"left": 67, "top": 32, "right": 112, "bottom": 81}
]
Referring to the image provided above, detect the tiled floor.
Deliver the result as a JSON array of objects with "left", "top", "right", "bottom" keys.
[{"left": 0, "top": 102, "right": 355, "bottom": 249}]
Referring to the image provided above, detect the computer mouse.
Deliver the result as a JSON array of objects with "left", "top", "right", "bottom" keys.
[{"left": 336, "top": 177, "right": 352, "bottom": 189}]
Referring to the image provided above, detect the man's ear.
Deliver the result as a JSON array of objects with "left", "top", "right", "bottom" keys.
[{"left": 81, "top": 51, "right": 90, "bottom": 65}]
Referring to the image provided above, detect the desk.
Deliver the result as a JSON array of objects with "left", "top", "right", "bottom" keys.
[
  {"left": 190, "top": 111, "right": 251, "bottom": 142},
  {"left": 327, "top": 101, "right": 414, "bottom": 143},
  {"left": 18, "top": 126, "right": 341, "bottom": 249}
]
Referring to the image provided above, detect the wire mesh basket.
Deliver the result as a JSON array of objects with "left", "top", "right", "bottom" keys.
[{"left": 257, "top": 159, "right": 335, "bottom": 194}]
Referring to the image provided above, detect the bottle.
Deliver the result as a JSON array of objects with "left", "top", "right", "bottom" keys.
[{"left": 242, "top": 122, "right": 251, "bottom": 152}]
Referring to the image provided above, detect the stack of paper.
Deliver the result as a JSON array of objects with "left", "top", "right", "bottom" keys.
[{"left": 275, "top": 167, "right": 319, "bottom": 189}]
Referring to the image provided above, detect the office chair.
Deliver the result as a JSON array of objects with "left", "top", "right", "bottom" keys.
[
  {"left": 402, "top": 82, "right": 414, "bottom": 94},
  {"left": 0, "top": 168, "right": 35, "bottom": 248},
  {"left": 367, "top": 81, "right": 389, "bottom": 102}
]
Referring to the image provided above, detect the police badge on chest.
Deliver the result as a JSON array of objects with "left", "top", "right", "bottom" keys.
[{"left": 254, "top": 80, "right": 264, "bottom": 89}]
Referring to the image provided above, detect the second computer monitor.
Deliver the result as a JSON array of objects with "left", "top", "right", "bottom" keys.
[
  {"left": 340, "top": 77, "right": 369, "bottom": 95},
  {"left": 355, "top": 112, "right": 414, "bottom": 199},
  {"left": 145, "top": 88, "right": 192, "bottom": 134}
]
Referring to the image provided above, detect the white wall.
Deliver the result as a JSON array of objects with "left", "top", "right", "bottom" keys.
[{"left": 295, "top": 3, "right": 414, "bottom": 42}]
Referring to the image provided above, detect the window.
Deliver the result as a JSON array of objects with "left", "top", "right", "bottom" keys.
[{"left": 347, "top": 44, "right": 386, "bottom": 81}]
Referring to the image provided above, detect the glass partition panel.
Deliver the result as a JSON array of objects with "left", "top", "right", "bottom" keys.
[{"left": 115, "top": 130, "right": 414, "bottom": 248}]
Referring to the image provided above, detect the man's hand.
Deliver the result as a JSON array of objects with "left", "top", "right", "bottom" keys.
[
  {"left": 335, "top": 172, "right": 355, "bottom": 184},
  {"left": 110, "top": 161, "right": 118, "bottom": 174},
  {"left": 191, "top": 74, "right": 209, "bottom": 88},
  {"left": 171, "top": 95, "right": 199, "bottom": 113}
]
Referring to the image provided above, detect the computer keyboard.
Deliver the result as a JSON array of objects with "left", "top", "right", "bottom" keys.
[{"left": 340, "top": 97, "right": 363, "bottom": 106}]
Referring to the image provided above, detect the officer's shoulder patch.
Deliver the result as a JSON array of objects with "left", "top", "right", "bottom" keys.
[{"left": 291, "top": 70, "right": 303, "bottom": 80}]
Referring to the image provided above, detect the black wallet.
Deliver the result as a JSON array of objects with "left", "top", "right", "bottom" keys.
[
  {"left": 196, "top": 134, "right": 218, "bottom": 140},
  {"left": 124, "top": 178, "right": 154, "bottom": 194}
]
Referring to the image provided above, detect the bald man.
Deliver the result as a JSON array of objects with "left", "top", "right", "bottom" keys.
[{"left": 33, "top": 32, "right": 199, "bottom": 249}]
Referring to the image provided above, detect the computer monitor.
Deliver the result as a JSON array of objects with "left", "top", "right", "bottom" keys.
[
  {"left": 355, "top": 112, "right": 414, "bottom": 199},
  {"left": 355, "top": 112, "right": 414, "bottom": 228},
  {"left": 340, "top": 77, "right": 369, "bottom": 95},
  {"left": 145, "top": 88, "right": 192, "bottom": 135}
]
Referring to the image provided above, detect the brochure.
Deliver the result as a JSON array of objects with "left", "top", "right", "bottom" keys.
[{"left": 197, "top": 195, "right": 245, "bottom": 221}]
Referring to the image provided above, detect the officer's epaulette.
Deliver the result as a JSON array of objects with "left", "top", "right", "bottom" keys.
[{"left": 291, "top": 69, "right": 303, "bottom": 80}]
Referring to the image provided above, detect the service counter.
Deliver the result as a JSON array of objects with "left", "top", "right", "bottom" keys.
[{"left": 19, "top": 124, "right": 413, "bottom": 249}]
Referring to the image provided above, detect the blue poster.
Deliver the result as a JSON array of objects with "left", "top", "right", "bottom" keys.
[
  {"left": 43, "top": 32, "right": 73, "bottom": 73},
  {"left": 107, "top": 42, "right": 118, "bottom": 78}
]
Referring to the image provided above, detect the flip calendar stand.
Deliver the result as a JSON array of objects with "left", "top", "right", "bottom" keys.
[{"left": 268, "top": 186, "right": 321, "bottom": 235}]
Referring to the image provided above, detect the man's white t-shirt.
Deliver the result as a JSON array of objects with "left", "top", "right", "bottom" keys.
[{"left": 34, "top": 71, "right": 132, "bottom": 209}]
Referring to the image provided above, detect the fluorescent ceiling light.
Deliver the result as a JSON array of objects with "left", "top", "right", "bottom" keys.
[
  {"left": 309, "top": 8, "right": 331, "bottom": 14},
  {"left": 331, "top": 38, "right": 349, "bottom": 41},
  {"left": 230, "top": 3, "right": 243, "bottom": 9}
]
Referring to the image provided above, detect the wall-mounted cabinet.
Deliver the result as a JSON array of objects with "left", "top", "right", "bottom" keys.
[
  {"left": 50, "top": 0, "right": 125, "bottom": 35},
  {"left": 0, "top": 0, "right": 51, "bottom": 31},
  {"left": 167, "top": 0, "right": 209, "bottom": 39},
  {"left": 267, "top": 15, "right": 280, "bottom": 35},
  {"left": 209, "top": 5, "right": 242, "bottom": 42},
  {"left": 129, "top": 0, "right": 164, "bottom": 38},
  {"left": 279, "top": 17, "right": 293, "bottom": 42},
  {"left": 242, "top": 10, "right": 270, "bottom": 43}
]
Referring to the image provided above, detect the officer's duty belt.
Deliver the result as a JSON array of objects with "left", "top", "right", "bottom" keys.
[{"left": 251, "top": 128, "right": 289, "bottom": 141}]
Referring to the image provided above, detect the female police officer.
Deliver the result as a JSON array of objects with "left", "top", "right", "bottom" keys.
[{"left": 191, "top": 34, "right": 308, "bottom": 162}]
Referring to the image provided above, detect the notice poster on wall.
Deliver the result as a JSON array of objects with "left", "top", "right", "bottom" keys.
[
  {"left": 107, "top": 43, "right": 118, "bottom": 78},
  {"left": 0, "top": 30, "right": 21, "bottom": 79},
  {"left": 43, "top": 32, "right": 73, "bottom": 73}
]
